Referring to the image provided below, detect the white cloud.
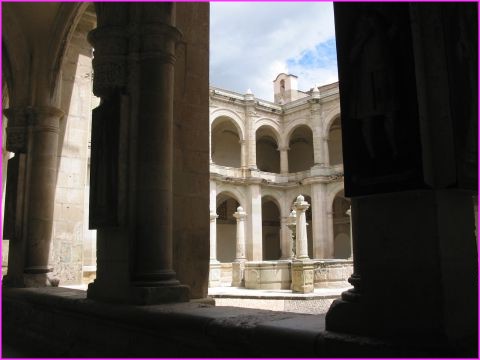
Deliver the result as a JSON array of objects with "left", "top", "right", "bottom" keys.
[{"left": 210, "top": 2, "right": 337, "bottom": 101}]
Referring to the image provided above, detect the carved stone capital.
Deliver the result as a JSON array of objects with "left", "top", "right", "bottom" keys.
[
  {"left": 88, "top": 26, "right": 128, "bottom": 97},
  {"left": 138, "top": 23, "right": 182, "bottom": 62},
  {"left": 4, "top": 106, "right": 63, "bottom": 153}
]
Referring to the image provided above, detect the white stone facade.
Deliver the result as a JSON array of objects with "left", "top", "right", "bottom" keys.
[{"left": 209, "top": 75, "right": 351, "bottom": 287}]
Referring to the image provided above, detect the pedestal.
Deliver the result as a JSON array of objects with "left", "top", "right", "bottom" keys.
[
  {"left": 291, "top": 260, "right": 314, "bottom": 293},
  {"left": 208, "top": 261, "right": 221, "bottom": 287},
  {"left": 326, "top": 190, "right": 477, "bottom": 348},
  {"left": 231, "top": 260, "right": 245, "bottom": 287}
]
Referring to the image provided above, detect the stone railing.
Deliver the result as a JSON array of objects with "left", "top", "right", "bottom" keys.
[{"left": 210, "top": 163, "right": 344, "bottom": 185}]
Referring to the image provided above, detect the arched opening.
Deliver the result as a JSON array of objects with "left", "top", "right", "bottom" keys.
[
  {"left": 290, "top": 195, "right": 313, "bottom": 259},
  {"left": 288, "top": 125, "right": 314, "bottom": 173},
  {"left": 332, "top": 190, "right": 351, "bottom": 259},
  {"left": 2, "top": 67, "right": 11, "bottom": 277},
  {"left": 54, "top": 5, "right": 98, "bottom": 286},
  {"left": 256, "top": 125, "right": 280, "bottom": 173},
  {"left": 328, "top": 117, "right": 343, "bottom": 166},
  {"left": 216, "top": 194, "right": 240, "bottom": 263},
  {"left": 211, "top": 117, "right": 241, "bottom": 167},
  {"left": 262, "top": 197, "right": 281, "bottom": 260}
]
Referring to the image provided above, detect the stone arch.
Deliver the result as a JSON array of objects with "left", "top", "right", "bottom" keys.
[
  {"left": 261, "top": 195, "right": 281, "bottom": 260},
  {"left": 286, "top": 124, "right": 314, "bottom": 173},
  {"left": 327, "top": 181, "right": 345, "bottom": 210},
  {"left": 261, "top": 189, "right": 284, "bottom": 215},
  {"left": 256, "top": 124, "right": 280, "bottom": 173},
  {"left": 328, "top": 117, "right": 343, "bottom": 166},
  {"left": 323, "top": 104, "right": 341, "bottom": 138},
  {"left": 2, "top": 10, "right": 32, "bottom": 106},
  {"left": 211, "top": 112, "right": 244, "bottom": 167},
  {"left": 216, "top": 185, "right": 247, "bottom": 210},
  {"left": 215, "top": 191, "right": 241, "bottom": 264},
  {"left": 331, "top": 188, "right": 351, "bottom": 259},
  {"left": 254, "top": 118, "right": 281, "bottom": 144},
  {"left": 210, "top": 109, "right": 245, "bottom": 141},
  {"left": 283, "top": 119, "right": 312, "bottom": 147}
]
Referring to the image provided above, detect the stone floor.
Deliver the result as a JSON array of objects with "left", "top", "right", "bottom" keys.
[
  {"left": 208, "top": 286, "right": 349, "bottom": 314},
  {"left": 61, "top": 284, "right": 349, "bottom": 315}
]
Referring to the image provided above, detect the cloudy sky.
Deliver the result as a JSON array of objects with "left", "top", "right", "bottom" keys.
[{"left": 210, "top": 2, "right": 338, "bottom": 102}]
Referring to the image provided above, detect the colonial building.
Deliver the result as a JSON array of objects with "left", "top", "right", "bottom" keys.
[
  {"left": 209, "top": 75, "right": 352, "bottom": 287},
  {"left": 2, "top": 2, "right": 477, "bottom": 357}
]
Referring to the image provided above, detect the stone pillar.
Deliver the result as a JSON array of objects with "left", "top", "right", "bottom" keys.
[
  {"left": 247, "top": 183, "right": 262, "bottom": 260},
  {"left": 208, "top": 212, "right": 221, "bottom": 287},
  {"left": 327, "top": 4, "right": 477, "bottom": 352},
  {"left": 310, "top": 88, "right": 324, "bottom": 167},
  {"left": 294, "top": 195, "right": 310, "bottom": 260},
  {"left": 132, "top": 7, "right": 189, "bottom": 301},
  {"left": 209, "top": 121, "right": 213, "bottom": 164},
  {"left": 346, "top": 207, "right": 353, "bottom": 259},
  {"left": 280, "top": 216, "right": 292, "bottom": 259},
  {"left": 209, "top": 212, "right": 218, "bottom": 261},
  {"left": 245, "top": 92, "right": 257, "bottom": 169},
  {"left": 322, "top": 136, "right": 330, "bottom": 167},
  {"left": 240, "top": 140, "right": 247, "bottom": 169},
  {"left": 311, "top": 182, "right": 331, "bottom": 259},
  {"left": 278, "top": 146, "right": 289, "bottom": 174},
  {"left": 232, "top": 206, "right": 247, "bottom": 286},
  {"left": 3, "top": 106, "right": 63, "bottom": 287},
  {"left": 87, "top": 3, "right": 188, "bottom": 304},
  {"left": 291, "top": 195, "right": 314, "bottom": 293},
  {"left": 326, "top": 210, "right": 334, "bottom": 257}
]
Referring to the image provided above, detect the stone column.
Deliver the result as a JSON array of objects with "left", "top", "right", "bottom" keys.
[
  {"left": 247, "top": 183, "right": 262, "bottom": 260},
  {"left": 3, "top": 106, "right": 63, "bottom": 287},
  {"left": 322, "top": 136, "right": 330, "bottom": 167},
  {"left": 209, "top": 121, "right": 213, "bottom": 164},
  {"left": 291, "top": 195, "right": 314, "bottom": 293},
  {"left": 280, "top": 216, "right": 292, "bottom": 259},
  {"left": 209, "top": 213, "right": 218, "bottom": 261},
  {"left": 132, "top": 8, "right": 188, "bottom": 302},
  {"left": 326, "top": 210, "right": 334, "bottom": 257},
  {"left": 232, "top": 206, "right": 247, "bottom": 286},
  {"left": 208, "top": 181, "right": 220, "bottom": 287},
  {"left": 245, "top": 92, "right": 257, "bottom": 169},
  {"left": 327, "top": 4, "right": 477, "bottom": 351},
  {"left": 310, "top": 88, "right": 324, "bottom": 167},
  {"left": 311, "top": 182, "right": 330, "bottom": 259},
  {"left": 294, "top": 195, "right": 310, "bottom": 260},
  {"left": 346, "top": 207, "right": 353, "bottom": 259},
  {"left": 87, "top": 3, "right": 188, "bottom": 304},
  {"left": 208, "top": 211, "right": 221, "bottom": 287},
  {"left": 240, "top": 140, "right": 247, "bottom": 169},
  {"left": 278, "top": 146, "right": 289, "bottom": 174}
]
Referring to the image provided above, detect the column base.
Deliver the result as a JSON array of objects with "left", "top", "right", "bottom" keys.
[
  {"left": 231, "top": 260, "right": 245, "bottom": 287},
  {"left": 208, "top": 261, "right": 221, "bottom": 287},
  {"left": 326, "top": 190, "right": 477, "bottom": 349},
  {"left": 87, "top": 279, "right": 190, "bottom": 305},
  {"left": 291, "top": 260, "right": 314, "bottom": 293},
  {"left": 129, "top": 284, "right": 190, "bottom": 305},
  {"left": 3, "top": 271, "right": 60, "bottom": 288},
  {"left": 326, "top": 299, "right": 370, "bottom": 336}
]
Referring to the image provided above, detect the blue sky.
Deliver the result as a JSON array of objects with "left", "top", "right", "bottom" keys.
[{"left": 210, "top": 2, "right": 338, "bottom": 101}]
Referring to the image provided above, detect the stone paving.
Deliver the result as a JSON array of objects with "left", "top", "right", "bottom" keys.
[{"left": 208, "top": 286, "right": 350, "bottom": 314}]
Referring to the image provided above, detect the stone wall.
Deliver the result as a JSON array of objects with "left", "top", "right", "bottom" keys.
[
  {"left": 172, "top": 3, "right": 211, "bottom": 299},
  {"left": 4, "top": 287, "right": 457, "bottom": 357},
  {"left": 50, "top": 13, "right": 97, "bottom": 285}
]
